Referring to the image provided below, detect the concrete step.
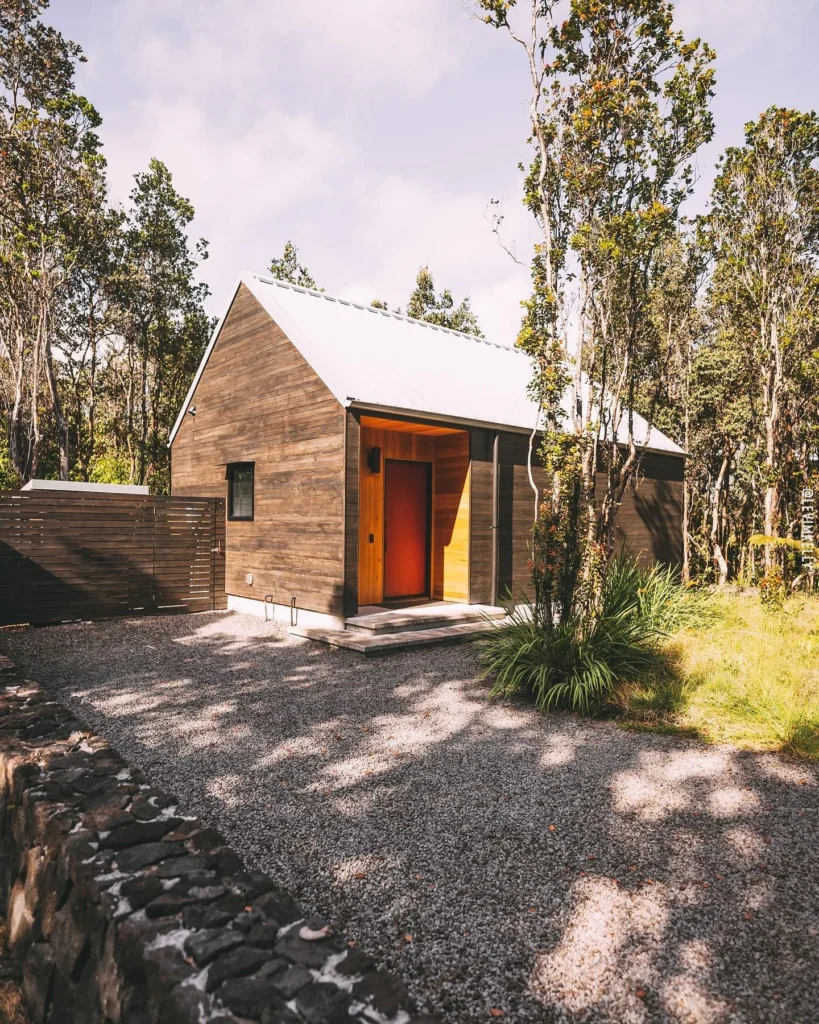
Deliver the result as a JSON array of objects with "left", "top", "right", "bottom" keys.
[
  {"left": 291, "top": 617, "right": 504, "bottom": 656},
  {"left": 345, "top": 603, "right": 505, "bottom": 635}
]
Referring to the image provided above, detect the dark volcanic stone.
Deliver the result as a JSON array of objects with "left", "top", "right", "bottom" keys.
[
  {"left": 245, "top": 922, "right": 279, "bottom": 949},
  {"left": 160, "top": 983, "right": 210, "bottom": 1024},
  {"left": 101, "top": 819, "right": 181, "bottom": 850},
  {"left": 231, "top": 871, "right": 276, "bottom": 900},
  {"left": 84, "top": 807, "right": 134, "bottom": 833},
  {"left": 129, "top": 796, "right": 161, "bottom": 821},
  {"left": 217, "top": 978, "right": 294, "bottom": 1020},
  {"left": 184, "top": 929, "right": 244, "bottom": 966},
  {"left": 260, "top": 1007, "right": 303, "bottom": 1024},
  {"left": 205, "top": 946, "right": 271, "bottom": 991},
  {"left": 212, "top": 893, "right": 248, "bottom": 918},
  {"left": 120, "top": 875, "right": 165, "bottom": 911},
  {"left": 147, "top": 855, "right": 210, "bottom": 879},
  {"left": 292, "top": 983, "right": 352, "bottom": 1024},
  {"left": 337, "top": 948, "right": 375, "bottom": 977},
  {"left": 144, "top": 945, "right": 195, "bottom": 991},
  {"left": 23, "top": 942, "right": 55, "bottom": 1024},
  {"left": 50, "top": 891, "right": 92, "bottom": 979},
  {"left": 205, "top": 847, "right": 244, "bottom": 876},
  {"left": 73, "top": 774, "right": 118, "bottom": 796},
  {"left": 114, "top": 842, "right": 185, "bottom": 873},
  {"left": 254, "top": 891, "right": 303, "bottom": 930},
  {"left": 183, "top": 826, "right": 226, "bottom": 853},
  {"left": 352, "top": 971, "right": 412, "bottom": 1018},
  {"left": 268, "top": 964, "right": 311, "bottom": 998},
  {"left": 274, "top": 922, "right": 343, "bottom": 970},
  {"left": 145, "top": 891, "right": 197, "bottom": 919},
  {"left": 182, "top": 904, "right": 234, "bottom": 931}
]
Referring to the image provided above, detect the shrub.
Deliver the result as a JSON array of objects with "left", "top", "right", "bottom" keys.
[
  {"left": 480, "top": 561, "right": 705, "bottom": 715},
  {"left": 759, "top": 567, "right": 786, "bottom": 611}
]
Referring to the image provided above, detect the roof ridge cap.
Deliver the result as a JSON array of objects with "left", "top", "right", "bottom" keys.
[{"left": 247, "top": 271, "right": 521, "bottom": 354}]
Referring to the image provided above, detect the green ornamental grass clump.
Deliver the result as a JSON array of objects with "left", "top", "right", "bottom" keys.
[{"left": 480, "top": 561, "right": 707, "bottom": 715}]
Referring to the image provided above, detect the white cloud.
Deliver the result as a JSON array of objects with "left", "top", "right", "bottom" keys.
[
  {"left": 82, "top": 0, "right": 467, "bottom": 100},
  {"left": 335, "top": 173, "right": 535, "bottom": 341},
  {"left": 100, "top": 97, "right": 354, "bottom": 304},
  {"left": 60, "top": 0, "right": 537, "bottom": 340},
  {"left": 675, "top": 0, "right": 818, "bottom": 59}
]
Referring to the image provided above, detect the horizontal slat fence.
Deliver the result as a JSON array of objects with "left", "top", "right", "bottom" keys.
[{"left": 0, "top": 491, "right": 227, "bottom": 626}]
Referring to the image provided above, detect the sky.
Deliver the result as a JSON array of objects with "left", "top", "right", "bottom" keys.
[{"left": 48, "top": 0, "right": 819, "bottom": 343}]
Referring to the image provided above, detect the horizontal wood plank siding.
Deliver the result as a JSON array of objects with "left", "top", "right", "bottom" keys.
[
  {"left": 472, "top": 431, "right": 685, "bottom": 605},
  {"left": 0, "top": 491, "right": 226, "bottom": 626},
  {"left": 605, "top": 453, "right": 685, "bottom": 566},
  {"left": 171, "top": 284, "right": 346, "bottom": 616},
  {"left": 497, "top": 433, "right": 545, "bottom": 602},
  {"left": 469, "top": 429, "right": 494, "bottom": 605},
  {"left": 344, "top": 411, "right": 360, "bottom": 617}
]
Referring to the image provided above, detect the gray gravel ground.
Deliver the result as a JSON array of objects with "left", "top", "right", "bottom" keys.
[{"left": 2, "top": 611, "right": 818, "bottom": 1024}]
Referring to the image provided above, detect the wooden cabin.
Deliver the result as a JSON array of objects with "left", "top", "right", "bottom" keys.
[{"left": 170, "top": 273, "right": 685, "bottom": 630}]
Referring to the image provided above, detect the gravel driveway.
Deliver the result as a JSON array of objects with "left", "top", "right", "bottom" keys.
[{"left": 2, "top": 611, "right": 817, "bottom": 1024}]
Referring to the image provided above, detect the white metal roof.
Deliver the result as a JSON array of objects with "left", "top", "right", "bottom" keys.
[
  {"left": 21, "top": 480, "right": 150, "bottom": 494},
  {"left": 169, "top": 272, "right": 684, "bottom": 456}
]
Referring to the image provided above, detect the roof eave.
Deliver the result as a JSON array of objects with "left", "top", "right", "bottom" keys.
[
  {"left": 167, "top": 276, "right": 246, "bottom": 447},
  {"left": 346, "top": 401, "right": 687, "bottom": 458}
]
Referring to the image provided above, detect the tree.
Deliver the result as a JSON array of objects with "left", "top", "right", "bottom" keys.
[
  {"left": 480, "top": 0, "right": 715, "bottom": 625},
  {"left": 708, "top": 108, "right": 819, "bottom": 568},
  {"left": 268, "top": 241, "right": 320, "bottom": 290},
  {"left": 0, "top": 0, "right": 106, "bottom": 483},
  {"left": 107, "top": 159, "right": 211, "bottom": 492},
  {"left": 57, "top": 202, "right": 122, "bottom": 481},
  {"left": 405, "top": 266, "right": 483, "bottom": 335}
]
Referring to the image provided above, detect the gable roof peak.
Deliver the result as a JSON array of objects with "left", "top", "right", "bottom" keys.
[{"left": 245, "top": 272, "right": 520, "bottom": 354}]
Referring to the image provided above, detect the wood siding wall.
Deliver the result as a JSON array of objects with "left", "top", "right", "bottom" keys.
[
  {"left": 357, "top": 423, "right": 470, "bottom": 606},
  {"left": 343, "top": 412, "right": 360, "bottom": 617},
  {"left": 470, "top": 430, "right": 685, "bottom": 604},
  {"left": 0, "top": 491, "right": 226, "bottom": 626},
  {"left": 171, "top": 284, "right": 347, "bottom": 617},
  {"left": 469, "top": 429, "right": 494, "bottom": 605}
]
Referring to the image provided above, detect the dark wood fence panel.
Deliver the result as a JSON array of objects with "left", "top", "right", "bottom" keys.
[{"left": 0, "top": 491, "right": 227, "bottom": 626}]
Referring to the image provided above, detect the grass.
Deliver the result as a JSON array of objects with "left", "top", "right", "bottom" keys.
[{"left": 614, "top": 591, "right": 819, "bottom": 760}]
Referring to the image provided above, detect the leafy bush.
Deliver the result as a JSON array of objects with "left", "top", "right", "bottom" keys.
[
  {"left": 480, "top": 561, "right": 705, "bottom": 715},
  {"left": 759, "top": 567, "right": 786, "bottom": 610}
]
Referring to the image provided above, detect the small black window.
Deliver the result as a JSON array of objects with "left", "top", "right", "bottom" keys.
[{"left": 227, "top": 463, "right": 254, "bottom": 520}]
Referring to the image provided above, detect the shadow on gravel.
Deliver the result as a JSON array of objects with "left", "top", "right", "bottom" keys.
[{"left": 2, "top": 611, "right": 817, "bottom": 1024}]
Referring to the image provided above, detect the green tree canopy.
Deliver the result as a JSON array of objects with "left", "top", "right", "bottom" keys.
[
  {"left": 405, "top": 266, "right": 483, "bottom": 336},
  {"left": 268, "top": 241, "right": 321, "bottom": 290}
]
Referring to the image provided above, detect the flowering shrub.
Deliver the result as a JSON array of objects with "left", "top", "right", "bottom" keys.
[{"left": 759, "top": 567, "right": 786, "bottom": 611}]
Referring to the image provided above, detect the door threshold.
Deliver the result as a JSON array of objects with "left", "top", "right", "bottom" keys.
[{"left": 378, "top": 596, "right": 433, "bottom": 610}]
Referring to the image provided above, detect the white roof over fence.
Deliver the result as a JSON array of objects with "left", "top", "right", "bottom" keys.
[
  {"left": 21, "top": 480, "right": 150, "bottom": 494},
  {"left": 169, "top": 272, "right": 684, "bottom": 456}
]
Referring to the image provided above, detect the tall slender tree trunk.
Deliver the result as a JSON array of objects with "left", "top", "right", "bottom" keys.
[
  {"left": 682, "top": 476, "right": 691, "bottom": 583},
  {"left": 711, "top": 452, "right": 730, "bottom": 585},
  {"left": 762, "top": 319, "right": 782, "bottom": 569}
]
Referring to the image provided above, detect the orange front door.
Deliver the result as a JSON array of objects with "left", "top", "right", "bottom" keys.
[{"left": 384, "top": 460, "right": 430, "bottom": 599}]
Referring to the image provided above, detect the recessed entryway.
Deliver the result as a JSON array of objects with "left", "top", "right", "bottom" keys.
[{"left": 358, "top": 416, "right": 470, "bottom": 607}]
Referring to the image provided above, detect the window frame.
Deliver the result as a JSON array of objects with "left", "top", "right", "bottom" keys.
[{"left": 226, "top": 462, "right": 255, "bottom": 521}]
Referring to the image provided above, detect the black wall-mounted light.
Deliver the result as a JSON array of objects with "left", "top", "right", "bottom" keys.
[
  {"left": 188, "top": 405, "right": 197, "bottom": 417},
  {"left": 367, "top": 447, "right": 381, "bottom": 473}
]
